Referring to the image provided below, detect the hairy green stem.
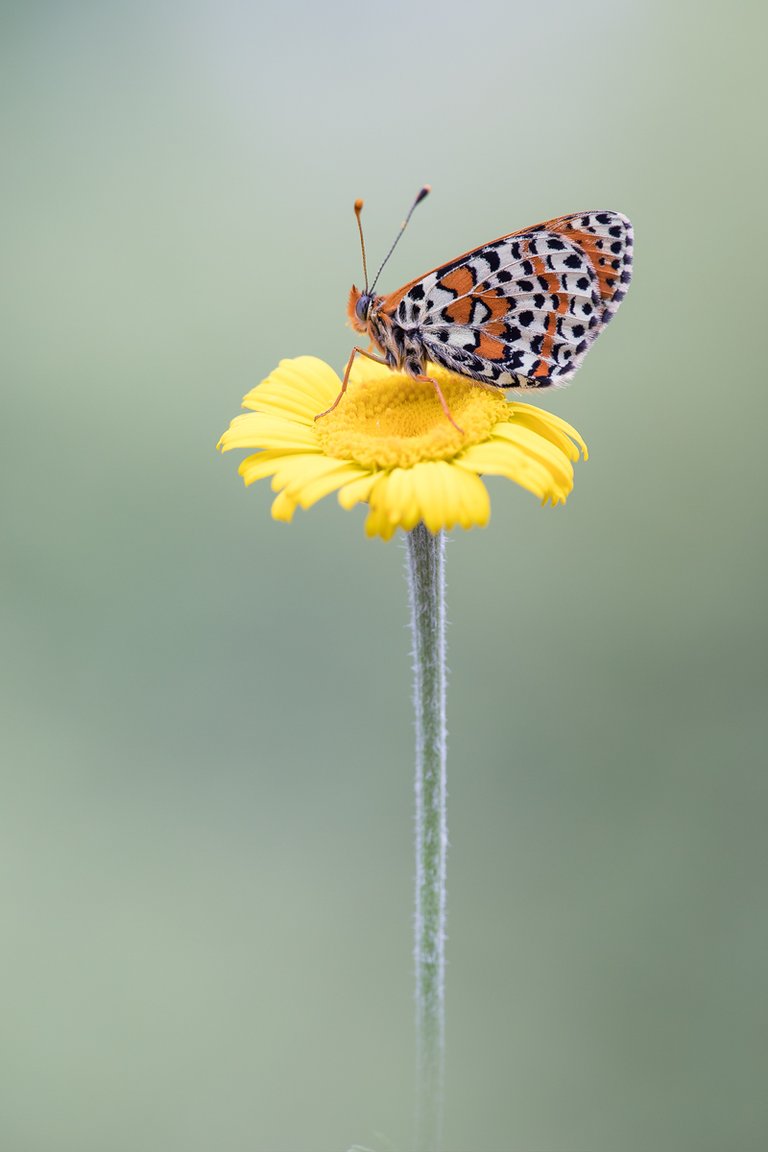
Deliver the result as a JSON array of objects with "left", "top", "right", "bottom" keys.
[{"left": 405, "top": 522, "right": 447, "bottom": 1152}]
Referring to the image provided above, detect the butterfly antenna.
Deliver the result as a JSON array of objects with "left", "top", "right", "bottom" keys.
[
  {"left": 354, "top": 199, "right": 370, "bottom": 293},
  {"left": 370, "top": 185, "right": 431, "bottom": 292}
]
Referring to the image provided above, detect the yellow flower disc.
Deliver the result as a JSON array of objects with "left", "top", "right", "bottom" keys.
[{"left": 315, "top": 368, "right": 512, "bottom": 471}]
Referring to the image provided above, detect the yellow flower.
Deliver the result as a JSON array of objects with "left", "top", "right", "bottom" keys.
[{"left": 217, "top": 356, "right": 588, "bottom": 540}]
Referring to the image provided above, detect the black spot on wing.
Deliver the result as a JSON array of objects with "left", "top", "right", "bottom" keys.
[{"left": 483, "top": 247, "right": 501, "bottom": 272}]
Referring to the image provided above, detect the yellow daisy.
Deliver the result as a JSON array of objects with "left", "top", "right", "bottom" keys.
[{"left": 217, "top": 356, "right": 588, "bottom": 540}]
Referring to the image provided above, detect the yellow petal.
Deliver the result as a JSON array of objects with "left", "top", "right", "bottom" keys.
[
  {"left": 375, "top": 468, "right": 418, "bottom": 529},
  {"left": 282, "top": 458, "right": 371, "bottom": 510},
  {"left": 337, "top": 471, "right": 382, "bottom": 510},
  {"left": 369, "top": 462, "right": 491, "bottom": 534},
  {"left": 457, "top": 440, "right": 572, "bottom": 502},
  {"left": 242, "top": 356, "right": 341, "bottom": 420},
  {"left": 219, "top": 412, "right": 321, "bottom": 452},
  {"left": 411, "top": 464, "right": 447, "bottom": 533},
  {"left": 268, "top": 452, "right": 343, "bottom": 493},
  {"left": 451, "top": 466, "right": 491, "bottom": 528},
  {"left": 365, "top": 499, "right": 398, "bottom": 540},
  {"left": 490, "top": 423, "right": 575, "bottom": 488},
  {"left": 239, "top": 450, "right": 303, "bottom": 486},
  {"left": 507, "top": 402, "right": 588, "bottom": 461},
  {"left": 271, "top": 489, "right": 298, "bottom": 522}
]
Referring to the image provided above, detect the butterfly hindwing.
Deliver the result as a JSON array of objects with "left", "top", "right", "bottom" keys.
[{"left": 388, "top": 211, "right": 633, "bottom": 389}]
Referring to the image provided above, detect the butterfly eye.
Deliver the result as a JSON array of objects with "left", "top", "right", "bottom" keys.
[{"left": 355, "top": 294, "right": 371, "bottom": 323}]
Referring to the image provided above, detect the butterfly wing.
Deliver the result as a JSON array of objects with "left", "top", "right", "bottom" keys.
[{"left": 384, "top": 211, "right": 633, "bottom": 389}]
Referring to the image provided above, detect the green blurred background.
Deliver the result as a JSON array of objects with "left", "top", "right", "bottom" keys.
[{"left": 2, "top": 2, "right": 766, "bottom": 1149}]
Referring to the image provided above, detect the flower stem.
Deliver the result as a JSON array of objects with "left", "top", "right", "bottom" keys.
[{"left": 405, "top": 522, "right": 447, "bottom": 1152}]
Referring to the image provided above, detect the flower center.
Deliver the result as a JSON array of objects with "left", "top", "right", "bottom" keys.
[{"left": 315, "top": 367, "right": 511, "bottom": 469}]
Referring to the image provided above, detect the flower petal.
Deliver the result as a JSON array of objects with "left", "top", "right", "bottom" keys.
[
  {"left": 369, "top": 462, "right": 491, "bottom": 535},
  {"left": 507, "top": 403, "right": 588, "bottom": 462},
  {"left": 412, "top": 464, "right": 448, "bottom": 533},
  {"left": 457, "top": 440, "right": 573, "bottom": 502},
  {"left": 277, "top": 457, "right": 372, "bottom": 510},
  {"left": 242, "top": 356, "right": 341, "bottom": 422},
  {"left": 268, "top": 452, "right": 346, "bottom": 493},
  {"left": 239, "top": 449, "right": 304, "bottom": 486},
  {"left": 219, "top": 412, "right": 321, "bottom": 452},
  {"left": 450, "top": 466, "right": 491, "bottom": 528},
  {"left": 490, "top": 423, "right": 576, "bottom": 488},
  {"left": 377, "top": 468, "right": 421, "bottom": 530},
  {"left": 270, "top": 489, "right": 299, "bottom": 522},
  {"left": 415, "top": 462, "right": 469, "bottom": 533},
  {"left": 337, "top": 471, "right": 382, "bottom": 510},
  {"left": 365, "top": 497, "right": 398, "bottom": 540}
]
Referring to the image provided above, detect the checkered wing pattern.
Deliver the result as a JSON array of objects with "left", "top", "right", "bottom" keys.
[{"left": 389, "top": 211, "right": 633, "bottom": 389}]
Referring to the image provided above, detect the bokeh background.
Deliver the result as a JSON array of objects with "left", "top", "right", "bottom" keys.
[{"left": 2, "top": 2, "right": 767, "bottom": 1150}]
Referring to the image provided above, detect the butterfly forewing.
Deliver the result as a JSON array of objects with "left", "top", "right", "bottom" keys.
[{"left": 384, "top": 210, "right": 633, "bottom": 390}]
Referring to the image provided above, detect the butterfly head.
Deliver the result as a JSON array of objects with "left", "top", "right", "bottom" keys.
[{"left": 347, "top": 285, "right": 376, "bottom": 333}]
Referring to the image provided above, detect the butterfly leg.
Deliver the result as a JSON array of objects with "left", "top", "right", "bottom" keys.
[
  {"left": 314, "top": 346, "right": 390, "bottom": 421},
  {"left": 415, "top": 374, "right": 464, "bottom": 434}
]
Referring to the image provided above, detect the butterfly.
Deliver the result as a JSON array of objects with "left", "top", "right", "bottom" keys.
[{"left": 315, "top": 187, "right": 633, "bottom": 432}]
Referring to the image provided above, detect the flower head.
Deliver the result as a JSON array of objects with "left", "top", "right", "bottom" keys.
[{"left": 218, "top": 356, "right": 587, "bottom": 540}]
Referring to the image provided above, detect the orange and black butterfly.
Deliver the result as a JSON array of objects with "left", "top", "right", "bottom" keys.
[{"left": 316, "top": 188, "right": 633, "bottom": 430}]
